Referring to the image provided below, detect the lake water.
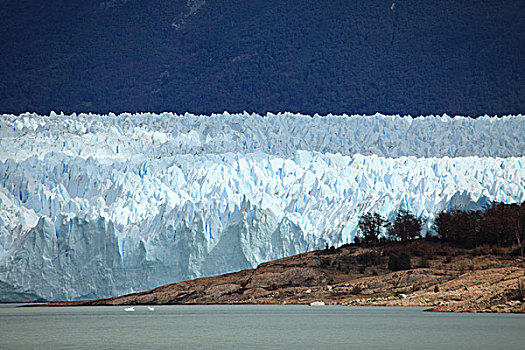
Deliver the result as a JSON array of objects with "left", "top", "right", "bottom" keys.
[{"left": 0, "top": 305, "right": 523, "bottom": 349}]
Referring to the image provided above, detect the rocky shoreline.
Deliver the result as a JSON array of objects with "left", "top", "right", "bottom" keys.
[{"left": 44, "top": 242, "right": 525, "bottom": 313}]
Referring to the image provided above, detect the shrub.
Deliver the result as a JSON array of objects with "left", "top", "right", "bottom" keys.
[
  {"left": 419, "top": 256, "right": 430, "bottom": 268},
  {"left": 319, "top": 258, "right": 331, "bottom": 268},
  {"left": 350, "top": 285, "right": 363, "bottom": 295},
  {"left": 388, "top": 252, "right": 411, "bottom": 271},
  {"left": 409, "top": 241, "right": 435, "bottom": 258},
  {"left": 357, "top": 251, "right": 381, "bottom": 266},
  {"left": 509, "top": 281, "right": 525, "bottom": 301},
  {"left": 491, "top": 246, "right": 507, "bottom": 255}
]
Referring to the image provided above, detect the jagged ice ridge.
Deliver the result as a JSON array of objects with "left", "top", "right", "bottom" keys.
[{"left": 0, "top": 112, "right": 524, "bottom": 301}]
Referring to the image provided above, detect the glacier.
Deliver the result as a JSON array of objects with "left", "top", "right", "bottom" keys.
[{"left": 0, "top": 112, "right": 524, "bottom": 301}]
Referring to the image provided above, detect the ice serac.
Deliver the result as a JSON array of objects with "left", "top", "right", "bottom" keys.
[{"left": 0, "top": 113, "right": 524, "bottom": 301}]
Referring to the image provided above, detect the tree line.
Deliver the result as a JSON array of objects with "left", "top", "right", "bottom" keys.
[
  {"left": 356, "top": 209, "right": 423, "bottom": 245},
  {"left": 357, "top": 201, "right": 525, "bottom": 257}
]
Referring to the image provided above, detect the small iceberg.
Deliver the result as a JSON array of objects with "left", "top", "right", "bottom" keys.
[
  {"left": 124, "top": 306, "right": 135, "bottom": 312},
  {"left": 309, "top": 301, "right": 325, "bottom": 306},
  {"left": 148, "top": 306, "right": 155, "bottom": 311}
]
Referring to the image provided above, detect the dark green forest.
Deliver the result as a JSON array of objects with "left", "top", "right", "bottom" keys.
[{"left": 1, "top": 0, "right": 524, "bottom": 115}]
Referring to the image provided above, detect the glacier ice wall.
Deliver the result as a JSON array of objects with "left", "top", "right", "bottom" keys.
[{"left": 1, "top": 112, "right": 524, "bottom": 301}]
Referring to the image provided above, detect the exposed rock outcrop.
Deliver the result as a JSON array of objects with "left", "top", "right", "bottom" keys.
[{"left": 46, "top": 242, "right": 525, "bottom": 313}]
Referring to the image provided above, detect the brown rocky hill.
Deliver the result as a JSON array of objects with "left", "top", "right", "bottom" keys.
[{"left": 48, "top": 241, "right": 525, "bottom": 313}]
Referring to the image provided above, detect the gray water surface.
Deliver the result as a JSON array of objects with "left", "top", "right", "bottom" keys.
[{"left": 0, "top": 305, "right": 523, "bottom": 349}]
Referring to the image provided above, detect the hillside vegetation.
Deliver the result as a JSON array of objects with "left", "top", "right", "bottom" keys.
[
  {"left": 1, "top": 1, "right": 524, "bottom": 115},
  {"left": 47, "top": 203, "right": 525, "bottom": 313}
]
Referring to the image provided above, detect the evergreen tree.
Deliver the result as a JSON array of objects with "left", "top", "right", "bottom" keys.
[
  {"left": 388, "top": 210, "right": 422, "bottom": 242},
  {"left": 358, "top": 212, "right": 386, "bottom": 246}
]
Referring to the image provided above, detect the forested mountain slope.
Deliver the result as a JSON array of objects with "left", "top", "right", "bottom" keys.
[{"left": 1, "top": 1, "right": 523, "bottom": 115}]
